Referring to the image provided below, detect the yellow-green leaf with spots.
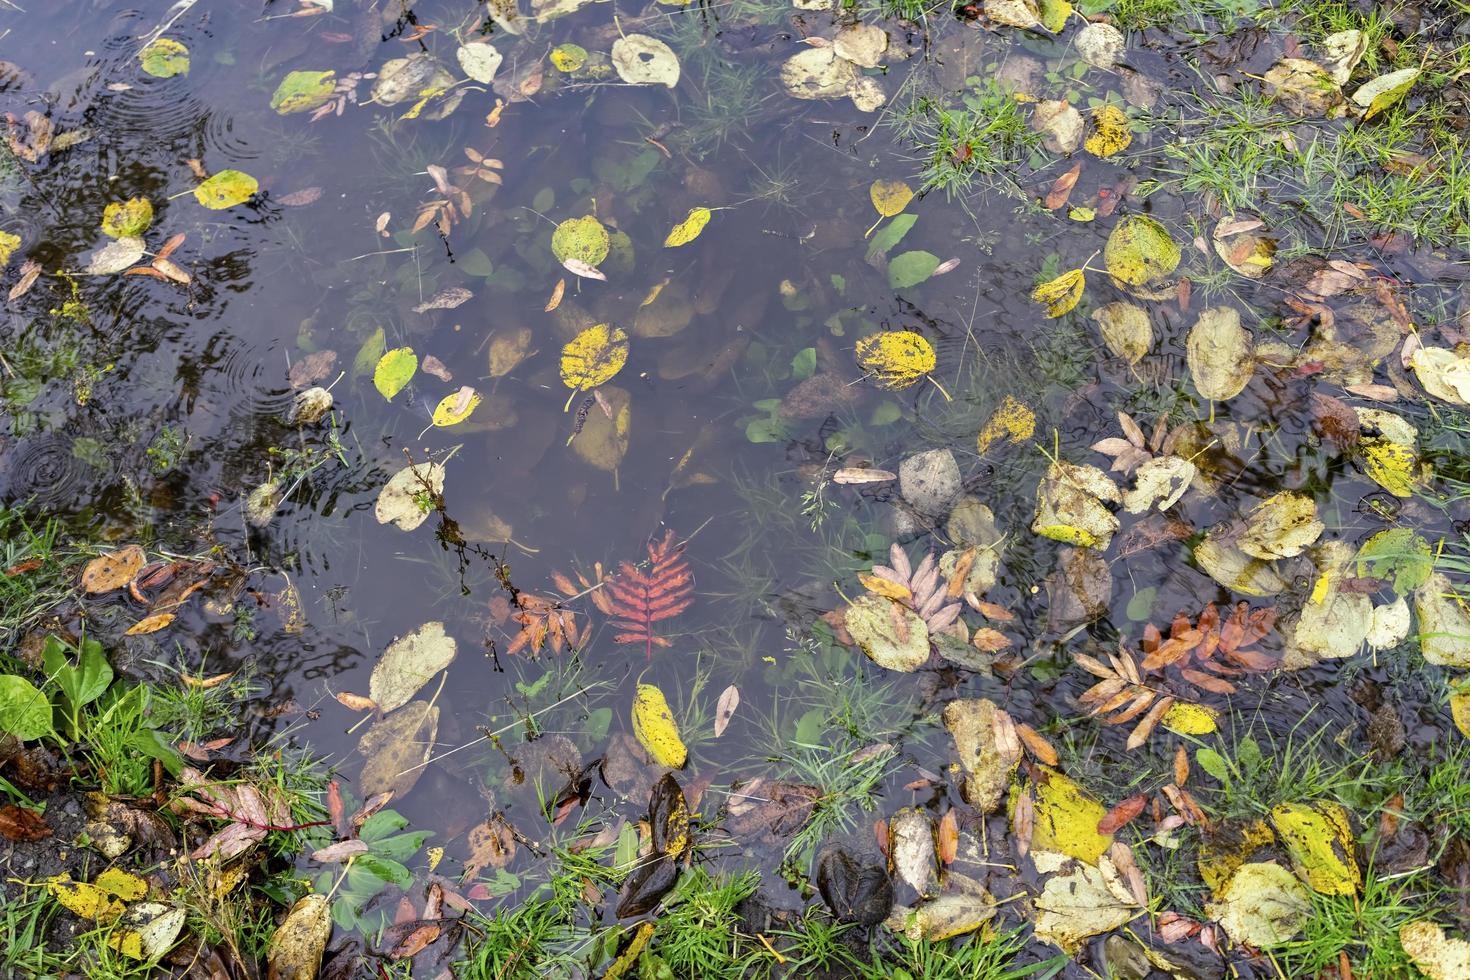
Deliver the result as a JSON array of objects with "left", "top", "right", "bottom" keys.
[
  {"left": 139, "top": 38, "right": 189, "bottom": 78},
  {"left": 560, "top": 323, "right": 630, "bottom": 408},
  {"left": 1084, "top": 104, "right": 1132, "bottom": 158},
  {"left": 1269, "top": 801, "right": 1361, "bottom": 895},
  {"left": 870, "top": 179, "right": 914, "bottom": 218},
  {"left": 193, "top": 170, "right": 258, "bottom": 210},
  {"left": 102, "top": 198, "right": 154, "bottom": 238},
  {"left": 551, "top": 215, "right": 610, "bottom": 267},
  {"left": 1031, "top": 268, "right": 1086, "bottom": 318},
  {"left": 432, "top": 386, "right": 482, "bottom": 426},
  {"left": 1104, "top": 214, "right": 1181, "bottom": 287},
  {"left": 0, "top": 230, "right": 21, "bottom": 269}
]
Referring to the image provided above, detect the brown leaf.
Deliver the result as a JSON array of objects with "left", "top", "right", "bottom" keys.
[
  {"left": 1179, "top": 667, "right": 1236, "bottom": 695},
  {"left": 126, "top": 612, "right": 176, "bottom": 636},
  {"left": 1098, "top": 794, "right": 1148, "bottom": 835},
  {"left": 82, "top": 544, "right": 146, "bottom": 594},
  {"left": 335, "top": 691, "right": 379, "bottom": 712},
  {"left": 311, "top": 839, "right": 370, "bottom": 863},
  {"left": 388, "top": 922, "right": 441, "bottom": 960},
  {"left": 0, "top": 803, "right": 51, "bottom": 841},
  {"left": 545, "top": 278, "right": 566, "bottom": 312},
  {"left": 1045, "top": 162, "right": 1082, "bottom": 210},
  {"left": 1174, "top": 744, "right": 1189, "bottom": 787},
  {"left": 8, "top": 260, "right": 41, "bottom": 301},
  {"left": 463, "top": 816, "right": 517, "bottom": 879},
  {"left": 1014, "top": 787, "right": 1034, "bottom": 857},
  {"left": 179, "top": 671, "right": 234, "bottom": 690},
  {"left": 972, "top": 628, "right": 1012, "bottom": 653},
  {"left": 421, "top": 355, "right": 453, "bottom": 382},
  {"left": 1126, "top": 695, "right": 1174, "bottom": 750},
  {"left": 278, "top": 186, "right": 324, "bottom": 207},
  {"left": 1015, "top": 723, "right": 1059, "bottom": 766},
  {"left": 937, "top": 809, "right": 959, "bottom": 865}
]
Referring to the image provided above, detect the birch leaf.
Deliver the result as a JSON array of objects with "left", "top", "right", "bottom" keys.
[
  {"left": 1092, "top": 302, "right": 1151, "bottom": 364},
  {"left": 1187, "top": 306, "right": 1254, "bottom": 401}
]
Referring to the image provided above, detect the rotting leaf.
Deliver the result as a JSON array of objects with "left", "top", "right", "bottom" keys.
[
  {"left": 108, "top": 903, "right": 185, "bottom": 961},
  {"left": 267, "top": 894, "right": 332, "bottom": 980},
  {"left": 943, "top": 699, "right": 1021, "bottom": 812},
  {"left": 1092, "top": 302, "right": 1151, "bottom": 364},
  {"left": 1239, "top": 491, "right": 1324, "bottom": 560},
  {"left": 611, "top": 35, "right": 680, "bottom": 88},
  {"left": 82, "top": 544, "right": 146, "bottom": 593},
  {"left": 1084, "top": 104, "right": 1132, "bottom": 158},
  {"left": 1032, "top": 459, "right": 1121, "bottom": 549},
  {"left": 101, "top": 198, "right": 153, "bottom": 238},
  {"left": 649, "top": 773, "right": 689, "bottom": 858},
  {"left": 1415, "top": 573, "right": 1470, "bottom": 668},
  {"left": 846, "top": 594, "right": 930, "bottom": 672},
  {"left": 358, "top": 700, "right": 438, "bottom": 799},
  {"left": 370, "top": 621, "right": 457, "bottom": 714},
  {"left": 1206, "top": 861, "right": 1311, "bottom": 948},
  {"left": 976, "top": 395, "right": 1036, "bottom": 453},
  {"left": 374, "top": 462, "right": 445, "bottom": 532},
  {"left": 139, "top": 38, "right": 189, "bottom": 78},
  {"left": 1031, "top": 850, "right": 1134, "bottom": 952},
  {"left": 713, "top": 685, "right": 738, "bottom": 737},
  {"left": 1186, "top": 306, "right": 1254, "bottom": 402},
  {"left": 1401, "top": 920, "right": 1470, "bottom": 980}
]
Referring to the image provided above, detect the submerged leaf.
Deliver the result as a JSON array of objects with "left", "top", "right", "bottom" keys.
[
  {"left": 611, "top": 35, "right": 680, "bottom": 88},
  {"left": 370, "top": 622, "right": 457, "bottom": 714},
  {"left": 560, "top": 324, "right": 630, "bottom": 400},
  {"left": 888, "top": 250, "right": 941, "bottom": 289},
  {"left": 1186, "top": 306, "right": 1254, "bottom": 401},
  {"left": 1092, "top": 302, "right": 1152, "bottom": 364},
  {"left": 854, "top": 331, "right": 935, "bottom": 390},
  {"left": 663, "top": 207, "right": 711, "bottom": 248}
]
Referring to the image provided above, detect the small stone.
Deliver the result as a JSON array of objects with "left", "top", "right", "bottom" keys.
[{"left": 899, "top": 449, "right": 961, "bottom": 518}]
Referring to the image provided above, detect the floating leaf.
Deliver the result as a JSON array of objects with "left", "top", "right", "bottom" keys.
[
  {"left": 664, "top": 207, "right": 711, "bottom": 248},
  {"left": 1076, "top": 22, "right": 1125, "bottom": 69},
  {"left": 1239, "top": 492, "right": 1324, "bottom": 560},
  {"left": 139, "top": 38, "right": 189, "bottom": 78},
  {"left": 1355, "top": 528, "right": 1433, "bottom": 593},
  {"left": 1162, "top": 701, "right": 1219, "bottom": 736},
  {"left": 781, "top": 48, "right": 858, "bottom": 100},
  {"left": 834, "top": 23, "right": 889, "bottom": 68},
  {"left": 101, "top": 198, "right": 153, "bottom": 238},
  {"left": 984, "top": 0, "right": 1041, "bottom": 28},
  {"left": 870, "top": 180, "right": 914, "bottom": 218},
  {"left": 611, "top": 35, "right": 680, "bottom": 88},
  {"left": 1187, "top": 306, "right": 1254, "bottom": 401},
  {"left": 1352, "top": 67, "right": 1419, "bottom": 121},
  {"left": 1206, "top": 862, "right": 1311, "bottom": 948},
  {"left": 374, "top": 462, "right": 445, "bottom": 532},
  {"left": 371, "top": 622, "right": 457, "bottom": 714},
  {"left": 126, "top": 612, "right": 176, "bottom": 636},
  {"left": 631, "top": 683, "right": 687, "bottom": 768},
  {"left": 456, "top": 42, "right": 503, "bottom": 83},
  {"left": 943, "top": 699, "right": 1020, "bottom": 812},
  {"left": 1033, "top": 101, "right": 1083, "bottom": 155},
  {"left": 550, "top": 215, "right": 610, "bottom": 267},
  {"left": 1104, "top": 214, "right": 1180, "bottom": 287},
  {"left": 82, "top": 544, "right": 146, "bottom": 594},
  {"left": 193, "top": 170, "right": 258, "bottom": 210},
  {"left": 855, "top": 331, "right": 935, "bottom": 391},
  {"left": 560, "top": 324, "right": 629, "bottom": 405},
  {"left": 373, "top": 347, "right": 418, "bottom": 401},
  {"left": 714, "top": 685, "right": 739, "bottom": 737},
  {"left": 1084, "top": 104, "right": 1132, "bottom": 158},
  {"left": 431, "top": 386, "right": 481, "bottom": 426},
  {"left": 1032, "top": 850, "right": 1134, "bottom": 953},
  {"left": 1092, "top": 302, "right": 1151, "bottom": 364},
  {"left": 1032, "top": 460, "right": 1121, "bottom": 550},
  {"left": 270, "top": 71, "right": 336, "bottom": 114},
  {"left": 887, "top": 250, "right": 941, "bottom": 289},
  {"left": 86, "top": 236, "right": 146, "bottom": 275},
  {"left": 1031, "top": 268, "right": 1086, "bottom": 318},
  {"left": 1122, "top": 455, "right": 1195, "bottom": 513},
  {"left": 846, "top": 594, "right": 930, "bottom": 673},
  {"left": 1357, "top": 407, "right": 1420, "bottom": 497},
  {"left": 1028, "top": 768, "right": 1112, "bottom": 864},
  {"left": 1410, "top": 347, "right": 1470, "bottom": 406}
]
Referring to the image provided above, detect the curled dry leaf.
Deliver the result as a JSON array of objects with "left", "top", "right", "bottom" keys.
[{"left": 82, "top": 545, "right": 146, "bottom": 594}]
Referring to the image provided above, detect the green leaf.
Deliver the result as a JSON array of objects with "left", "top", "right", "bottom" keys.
[
  {"left": 193, "top": 170, "right": 258, "bottom": 210},
  {"left": 745, "top": 417, "right": 788, "bottom": 444},
  {"left": 1195, "top": 748, "right": 1230, "bottom": 783},
  {"left": 355, "top": 855, "right": 413, "bottom": 889},
  {"left": 1236, "top": 737, "right": 1263, "bottom": 773},
  {"left": 790, "top": 347, "right": 817, "bottom": 380},
  {"left": 867, "top": 213, "right": 917, "bottom": 261},
  {"left": 0, "top": 674, "right": 54, "bottom": 740},
  {"left": 42, "top": 636, "right": 113, "bottom": 722},
  {"left": 794, "top": 707, "right": 825, "bottom": 744},
  {"left": 373, "top": 347, "right": 417, "bottom": 401},
  {"left": 359, "top": 810, "right": 410, "bottom": 842},
  {"left": 270, "top": 70, "right": 337, "bottom": 115},
  {"left": 371, "top": 830, "right": 433, "bottom": 861},
  {"left": 352, "top": 327, "right": 386, "bottom": 380},
  {"left": 139, "top": 38, "right": 189, "bottom": 78},
  {"left": 1355, "top": 528, "right": 1433, "bottom": 594},
  {"left": 887, "top": 250, "right": 941, "bottom": 289}
]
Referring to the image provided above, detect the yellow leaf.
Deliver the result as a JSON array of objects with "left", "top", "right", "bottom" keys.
[
  {"left": 664, "top": 207, "right": 711, "bottom": 248},
  {"left": 605, "top": 922, "right": 656, "bottom": 980},
  {"left": 1269, "top": 801, "right": 1360, "bottom": 895},
  {"left": 1027, "top": 767, "right": 1112, "bottom": 864},
  {"left": 1452, "top": 691, "right": 1470, "bottom": 741},
  {"left": 1030, "top": 268, "right": 1086, "bottom": 318},
  {"left": 101, "top": 198, "right": 154, "bottom": 238},
  {"left": 854, "top": 331, "right": 936, "bottom": 391},
  {"left": 559, "top": 324, "right": 630, "bottom": 407},
  {"left": 1197, "top": 819, "right": 1275, "bottom": 892},
  {"left": 47, "top": 872, "right": 143, "bottom": 921},
  {"left": 0, "top": 230, "right": 21, "bottom": 269},
  {"left": 126, "top": 612, "right": 176, "bottom": 636},
  {"left": 869, "top": 179, "right": 914, "bottom": 218},
  {"left": 549, "top": 44, "right": 588, "bottom": 73},
  {"left": 1069, "top": 206, "right": 1096, "bottom": 221},
  {"left": 95, "top": 868, "right": 148, "bottom": 901},
  {"left": 1362, "top": 437, "right": 1416, "bottom": 497},
  {"left": 1039, "top": 0, "right": 1072, "bottom": 32},
  {"left": 977, "top": 395, "right": 1036, "bottom": 453},
  {"left": 427, "top": 846, "right": 445, "bottom": 871},
  {"left": 1104, "top": 214, "right": 1181, "bottom": 287},
  {"left": 1084, "top": 104, "right": 1132, "bottom": 159},
  {"left": 374, "top": 347, "right": 418, "bottom": 401},
  {"left": 632, "top": 683, "right": 687, "bottom": 768},
  {"left": 1162, "top": 701, "right": 1218, "bottom": 736},
  {"left": 431, "top": 387, "right": 481, "bottom": 426},
  {"left": 1035, "top": 524, "right": 1100, "bottom": 548},
  {"left": 859, "top": 574, "right": 913, "bottom": 601}
]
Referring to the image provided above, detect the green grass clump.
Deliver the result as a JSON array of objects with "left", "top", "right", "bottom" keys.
[{"left": 890, "top": 79, "right": 1041, "bottom": 199}]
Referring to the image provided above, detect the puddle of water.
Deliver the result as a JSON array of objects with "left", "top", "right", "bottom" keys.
[{"left": 3, "top": 0, "right": 1470, "bottom": 975}]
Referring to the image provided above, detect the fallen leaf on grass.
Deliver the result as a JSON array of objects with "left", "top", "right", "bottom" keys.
[
  {"left": 1031, "top": 850, "right": 1135, "bottom": 952},
  {"left": 1401, "top": 920, "right": 1470, "bottom": 980},
  {"left": 1206, "top": 861, "right": 1311, "bottom": 948}
]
